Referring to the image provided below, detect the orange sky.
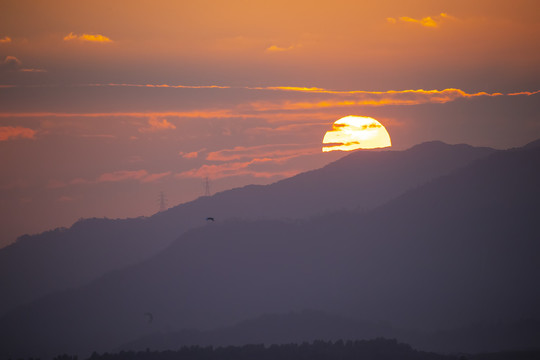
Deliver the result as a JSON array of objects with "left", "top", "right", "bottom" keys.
[{"left": 1, "top": 0, "right": 539, "bottom": 247}]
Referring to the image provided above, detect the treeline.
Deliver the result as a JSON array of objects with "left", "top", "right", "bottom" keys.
[
  {"left": 84, "top": 339, "right": 452, "bottom": 360},
  {"left": 15, "top": 339, "right": 540, "bottom": 360}
]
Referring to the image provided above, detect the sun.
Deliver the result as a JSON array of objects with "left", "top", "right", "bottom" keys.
[{"left": 322, "top": 116, "right": 392, "bottom": 152}]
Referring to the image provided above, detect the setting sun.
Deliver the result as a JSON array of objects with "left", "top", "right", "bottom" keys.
[{"left": 322, "top": 116, "right": 392, "bottom": 152}]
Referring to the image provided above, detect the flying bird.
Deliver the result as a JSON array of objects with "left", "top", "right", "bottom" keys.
[{"left": 206, "top": 217, "right": 215, "bottom": 222}]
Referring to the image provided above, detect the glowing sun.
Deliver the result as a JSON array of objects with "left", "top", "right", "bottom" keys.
[{"left": 322, "top": 115, "right": 392, "bottom": 152}]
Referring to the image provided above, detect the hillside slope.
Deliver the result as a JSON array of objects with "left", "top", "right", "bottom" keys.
[
  {"left": 0, "top": 144, "right": 537, "bottom": 359},
  {"left": 0, "top": 142, "right": 493, "bottom": 317}
]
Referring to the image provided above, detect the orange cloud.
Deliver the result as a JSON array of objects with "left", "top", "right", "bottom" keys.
[
  {"left": 97, "top": 170, "right": 148, "bottom": 183},
  {"left": 247, "top": 88, "right": 504, "bottom": 111},
  {"left": 0, "top": 36, "right": 11, "bottom": 43},
  {"left": 95, "top": 83, "right": 230, "bottom": 90},
  {"left": 508, "top": 90, "right": 540, "bottom": 96},
  {"left": 175, "top": 159, "right": 300, "bottom": 180},
  {"left": 79, "top": 83, "right": 513, "bottom": 114},
  {"left": 266, "top": 44, "right": 295, "bottom": 52},
  {"left": 64, "top": 32, "right": 113, "bottom": 43},
  {"left": 0, "top": 126, "right": 36, "bottom": 141},
  {"left": 399, "top": 16, "right": 438, "bottom": 27},
  {"left": 97, "top": 170, "right": 171, "bottom": 183},
  {"left": 179, "top": 151, "right": 199, "bottom": 159},
  {"left": 138, "top": 117, "right": 177, "bottom": 132},
  {"left": 176, "top": 143, "right": 321, "bottom": 180},
  {"left": 0, "top": 86, "right": 535, "bottom": 122},
  {"left": 387, "top": 13, "right": 456, "bottom": 28},
  {"left": 140, "top": 171, "right": 172, "bottom": 183},
  {"left": 82, "top": 84, "right": 536, "bottom": 100}
]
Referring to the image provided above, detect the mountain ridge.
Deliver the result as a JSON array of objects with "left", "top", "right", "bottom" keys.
[
  {"left": 118, "top": 310, "right": 540, "bottom": 355},
  {"left": 0, "top": 142, "right": 537, "bottom": 359},
  {"left": 0, "top": 141, "right": 494, "bottom": 317}
]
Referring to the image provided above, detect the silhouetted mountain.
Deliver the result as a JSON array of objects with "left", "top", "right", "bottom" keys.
[
  {"left": 123, "top": 315, "right": 540, "bottom": 356},
  {"left": 522, "top": 138, "right": 540, "bottom": 149},
  {"left": 0, "top": 142, "right": 537, "bottom": 360},
  {"left": 0, "top": 217, "right": 174, "bottom": 317},
  {"left": 119, "top": 312, "right": 540, "bottom": 355},
  {"left": 101, "top": 338, "right": 455, "bottom": 360},
  {"left": 0, "top": 142, "right": 493, "bottom": 317},
  {"left": 118, "top": 310, "right": 397, "bottom": 351},
  {"left": 416, "top": 318, "right": 540, "bottom": 354}
]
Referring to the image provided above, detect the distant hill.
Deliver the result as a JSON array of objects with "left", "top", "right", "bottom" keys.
[
  {"left": 118, "top": 309, "right": 397, "bottom": 351},
  {"left": 0, "top": 142, "right": 537, "bottom": 360},
  {"left": 102, "top": 338, "right": 455, "bottom": 360},
  {"left": 416, "top": 318, "right": 540, "bottom": 354},
  {"left": 119, "top": 311, "right": 540, "bottom": 355},
  {"left": 0, "top": 141, "right": 493, "bottom": 317}
]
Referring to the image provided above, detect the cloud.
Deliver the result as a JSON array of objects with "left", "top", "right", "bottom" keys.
[
  {"left": 76, "top": 83, "right": 535, "bottom": 101},
  {"left": 0, "top": 36, "right": 11, "bottom": 44},
  {"left": 94, "top": 83, "right": 230, "bottom": 90},
  {"left": 266, "top": 44, "right": 295, "bottom": 52},
  {"left": 140, "top": 171, "right": 172, "bottom": 183},
  {"left": 179, "top": 151, "right": 199, "bottom": 159},
  {"left": 246, "top": 88, "right": 504, "bottom": 111},
  {"left": 175, "top": 159, "right": 300, "bottom": 180},
  {"left": 508, "top": 90, "right": 540, "bottom": 96},
  {"left": 179, "top": 148, "right": 207, "bottom": 159},
  {"left": 138, "top": 117, "right": 177, "bottom": 132},
  {"left": 18, "top": 68, "right": 47, "bottom": 73},
  {"left": 0, "top": 85, "right": 535, "bottom": 122},
  {"left": 399, "top": 16, "right": 439, "bottom": 28},
  {"left": 1, "top": 56, "right": 24, "bottom": 71},
  {"left": 0, "top": 110, "right": 234, "bottom": 119},
  {"left": 206, "top": 144, "right": 319, "bottom": 162},
  {"left": 63, "top": 32, "right": 113, "bottom": 43},
  {"left": 175, "top": 143, "right": 321, "bottom": 180},
  {"left": 97, "top": 170, "right": 171, "bottom": 183},
  {"left": 0, "top": 126, "right": 36, "bottom": 141},
  {"left": 245, "top": 122, "right": 327, "bottom": 135},
  {"left": 387, "top": 13, "right": 456, "bottom": 28},
  {"left": 96, "top": 170, "right": 148, "bottom": 183},
  {"left": 48, "top": 170, "right": 172, "bottom": 188},
  {"left": 0, "top": 56, "right": 46, "bottom": 73}
]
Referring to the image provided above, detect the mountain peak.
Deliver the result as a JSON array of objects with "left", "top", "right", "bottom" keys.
[
  {"left": 406, "top": 140, "right": 474, "bottom": 152},
  {"left": 523, "top": 138, "right": 540, "bottom": 149}
]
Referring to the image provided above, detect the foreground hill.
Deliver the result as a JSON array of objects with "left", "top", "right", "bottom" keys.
[
  {"left": 119, "top": 311, "right": 540, "bottom": 355},
  {"left": 0, "top": 142, "right": 493, "bottom": 317},
  {"left": 100, "top": 339, "right": 455, "bottom": 360},
  {"left": 0, "top": 143, "right": 537, "bottom": 359},
  {"left": 118, "top": 310, "right": 397, "bottom": 352}
]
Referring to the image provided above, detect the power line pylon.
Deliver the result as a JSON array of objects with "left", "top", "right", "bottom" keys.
[{"left": 203, "top": 177, "right": 211, "bottom": 197}]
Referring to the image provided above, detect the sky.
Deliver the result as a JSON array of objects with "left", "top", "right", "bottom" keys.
[{"left": 1, "top": 0, "right": 539, "bottom": 247}]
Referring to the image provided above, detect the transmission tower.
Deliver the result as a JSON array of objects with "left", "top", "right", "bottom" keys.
[
  {"left": 203, "top": 177, "right": 211, "bottom": 197},
  {"left": 158, "top": 191, "right": 167, "bottom": 212}
]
